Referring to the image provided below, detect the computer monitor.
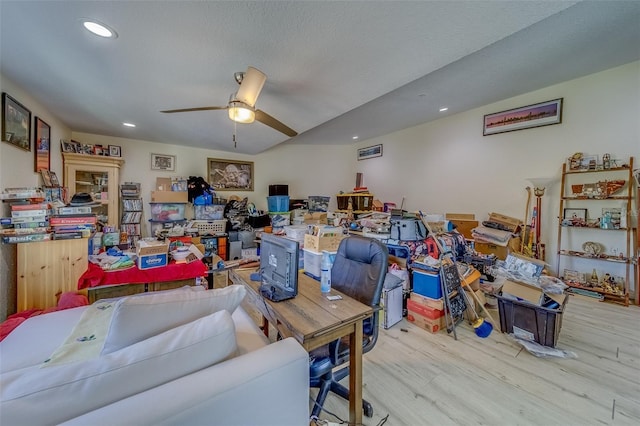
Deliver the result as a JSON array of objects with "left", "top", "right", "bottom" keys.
[{"left": 259, "top": 233, "right": 299, "bottom": 302}]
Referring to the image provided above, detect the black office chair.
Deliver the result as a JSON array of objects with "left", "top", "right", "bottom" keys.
[{"left": 309, "top": 235, "right": 389, "bottom": 418}]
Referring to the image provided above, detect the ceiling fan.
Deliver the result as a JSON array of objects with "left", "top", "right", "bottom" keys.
[{"left": 161, "top": 66, "right": 297, "bottom": 137}]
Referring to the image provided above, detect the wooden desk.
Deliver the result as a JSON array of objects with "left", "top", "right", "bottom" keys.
[{"left": 230, "top": 268, "right": 372, "bottom": 425}]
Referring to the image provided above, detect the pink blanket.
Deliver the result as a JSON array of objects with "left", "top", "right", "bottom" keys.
[{"left": 0, "top": 292, "right": 88, "bottom": 342}]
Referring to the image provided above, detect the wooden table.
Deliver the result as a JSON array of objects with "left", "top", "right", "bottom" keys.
[{"left": 230, "top": 268, "right": 373, "bottom": 425}]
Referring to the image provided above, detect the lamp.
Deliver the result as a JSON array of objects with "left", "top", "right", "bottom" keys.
[
  {"left": 228, "top": 101, "right": 255, "bottom": 123},
  {"left": 527, "top": 177, "right": 555, "bottom": 260}
]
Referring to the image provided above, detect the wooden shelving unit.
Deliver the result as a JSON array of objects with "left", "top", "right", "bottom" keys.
[{"left": 556, "top": 156, "right": 635, "bottom": 306}]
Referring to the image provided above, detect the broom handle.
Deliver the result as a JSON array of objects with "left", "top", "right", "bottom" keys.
[{"left": 418, "top": 212, "right": 498, "bottom": 326}]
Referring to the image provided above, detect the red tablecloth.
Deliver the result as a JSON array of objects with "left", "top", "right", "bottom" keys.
[{"left": 78, "top": 261, "right": 208, "bottom": 289}]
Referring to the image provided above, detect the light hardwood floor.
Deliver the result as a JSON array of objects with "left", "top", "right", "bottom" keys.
[{"left": 310, "top": 295, "right": 640, "bottom": 426}]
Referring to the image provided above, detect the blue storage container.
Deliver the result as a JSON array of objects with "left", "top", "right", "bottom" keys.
[
  {"left": 412, "top": 270, "right": 442, "bottom": 299},
  {"left": 267, "top": 195, "right": 290, "bottom": 212}
]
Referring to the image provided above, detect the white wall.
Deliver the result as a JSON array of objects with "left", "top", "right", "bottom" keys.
[
  {"left": 353, "top": 61, "right": 640, "bottom": 292},
  {"left": 0, "top": 76, "right": 71, "bottom": 189}
]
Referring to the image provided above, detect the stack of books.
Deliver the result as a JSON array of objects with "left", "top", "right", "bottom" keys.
[
  {"left": 50, "top": 206, "right": 97, "bottom": 240},
  {"left": 0, "top": 202, "right": 51, "bottom": 243}
]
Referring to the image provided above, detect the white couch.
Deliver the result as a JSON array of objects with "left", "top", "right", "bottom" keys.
[{"left": 0, "top": 287, "right": 310, "bottom": 426}]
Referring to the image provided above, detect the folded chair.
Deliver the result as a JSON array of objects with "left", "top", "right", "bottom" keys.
[{"left": 309, "top": 235, "right": 389, "bottom": 418}]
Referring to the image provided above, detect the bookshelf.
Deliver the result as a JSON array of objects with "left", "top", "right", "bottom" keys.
[{"left": 120, "top": 182, "right": 143, "bottom": 247}]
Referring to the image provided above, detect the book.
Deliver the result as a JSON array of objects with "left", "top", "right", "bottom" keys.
[
  {"left": 10, "top": 216, "right": 48, "bottom": 224},
  {"left": 52, "top": 232, "right": 87, "bottom": 240},
  {"left": 11, "top": 209, "right": 48, "bottom": 218},
  {"left": 56, "top": 206, "right": 94, "bottom": 215},
  {"left": 49, "top": 216, "right": 97, "bottom": 226},
  {"left": 11, "top": 202, "right": 50, "bottom": 211},
  {"left": 1, "top": 233, "right": 51, "bottom": 243},
  {"left": 14, "top": 222, "right": 49, "bottom": 229}
]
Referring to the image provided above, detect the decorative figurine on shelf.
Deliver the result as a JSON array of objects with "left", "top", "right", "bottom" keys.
[{"left": 603, "top": 153, "right": 611, "bottom": 169}]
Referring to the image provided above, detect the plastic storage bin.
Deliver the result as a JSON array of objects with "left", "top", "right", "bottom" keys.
[
  {"left": 496, "top": 294, "right": 568, "bottom": 347},
  {"left": 149, "top": 203, "right": 186, "bottom": 221},
  {"left": 194, "top": 204, "right": 225, "bottom": 220},
  {"left": 267, "top": 195, "right": 290, "bottom": 212},
  {"left": 412, "top": 270, "right": 442, "bottom": 299},
  {"left": 308, "top": 196, "right": 330, "bottom": 212}
]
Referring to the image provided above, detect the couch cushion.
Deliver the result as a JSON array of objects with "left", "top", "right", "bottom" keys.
[
  {"left": 0, "top": 306, "right": 87, "bottom": 373},
  {"left": 102, "top": 284, "right": 246, "bottom": 354},
  {"left": 0, "top": 309, "right": 237, "bottom": 426}
]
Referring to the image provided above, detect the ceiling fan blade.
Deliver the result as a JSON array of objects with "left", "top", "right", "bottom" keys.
[
  {"left": 161, "top": 106, "right": 228, "bottom": 113},
  {"left": 235, "top": 66, "right": 266, "bottom": 107},
  {"left": 255, "top": 109, "right": 298, "bottom": 137}
]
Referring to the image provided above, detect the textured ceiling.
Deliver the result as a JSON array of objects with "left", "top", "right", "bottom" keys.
[{"left": 1, "top": 1, "right": 639, "bottom": 155}]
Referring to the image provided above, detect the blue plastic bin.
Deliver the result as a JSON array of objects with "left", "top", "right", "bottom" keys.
[{"left": 267, "top": 195, "right": 290, "bottom": 212}]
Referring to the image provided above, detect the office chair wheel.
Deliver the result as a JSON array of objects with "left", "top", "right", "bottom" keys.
[{"left": 363, "top": 401, "right": 374, "bottom": 418}]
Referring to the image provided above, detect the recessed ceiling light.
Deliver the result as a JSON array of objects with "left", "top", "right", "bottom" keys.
[
  {"left": 122, "top": 122, "right": 136, "bottom": 128},
  {"left": 352, "top": 136, "right": 359, "bottom": 140},
  {"left": 439, "top": 107, "right": 448, "bottom": 112},
  {"left": 82, "top": 19, "right": 118, "bottom": 38}
]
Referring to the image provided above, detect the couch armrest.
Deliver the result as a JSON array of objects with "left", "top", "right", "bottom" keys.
[{"left": 60, "top": 337, "right": 309, "bottom": 426}]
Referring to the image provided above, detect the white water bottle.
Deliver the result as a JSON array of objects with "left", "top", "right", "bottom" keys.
[{"left": 320, "top": 251, "right": 332, "bottom": 293}]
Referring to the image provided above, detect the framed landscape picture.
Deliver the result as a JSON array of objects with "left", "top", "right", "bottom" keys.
[{"left": 483, "top": 98, "right": 563, "bottom": 136}]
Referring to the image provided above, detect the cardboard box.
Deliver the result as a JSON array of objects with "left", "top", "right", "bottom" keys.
[
  {"left": 156, "top": 177, "right": 173, "bottom": 191},
  {"left": 303, "top": 229, "right": 345, "bottom": 253},
  {"left": 501, "top": 279, "right": 567, "bottom": 306},
  {"left": 406, "top": 309, "right": 445, "bottom": 333},
  {"left": 151, "top": 191, "right": 188, "bottom": 203},
  {"left": 410, "top": 292, "right": 444, "bottom": 310},
  {"left": 488, "top": 212, "right": 522, "bottom": 233},
  {"left": 474, "top": 241, "right": 509, "bottom": 260},
  {"left": 303, "top": 212, "right": 328, "bottom": 224},
  {"left": 136, "top": 240, "right": 169, "bottom": 270},
  {"left": 406, "top": 298, "right": 443, "bottom": 320},
  {"left": 445, "top": 213, "right": 479, "bottom": 240}
]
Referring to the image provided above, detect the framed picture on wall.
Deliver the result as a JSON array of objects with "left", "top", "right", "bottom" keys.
[
  {"left": 34, "top": 117, "right": 51, "bottom": 172},
  {"left": 151, "top": 153, "right": 176, "bottom": 171},
  {"left": 2, "top": 92, "right": 31, "bottom": 151},
  {"left": 207, "top": 158, "right": 254, "bottom": 191},
  {"left": 483, "top": 98, "right": 563, "bottom": 136}
]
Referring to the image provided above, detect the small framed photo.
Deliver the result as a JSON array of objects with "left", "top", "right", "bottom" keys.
[
  {"left": 49, "top": 171, "right": 60, "bottom": 187},
  {"left": 357, "top": 144, "right": 383, "bottom": 161},
  {"left": 151, "top": 153, "right": 176, "bottom": 171},
  {"left": 580, "top": 155, "right": 598, "bottom": 171},
  {"left": 109, "top": 145, "right": 121, "bottom": 157},
  {"left": 563, "top": 208, "right": 587, "bottom": 221},
  {"left": 61, "top": 139, "right": 76, "bottom": 153},
  {"left": 93, "top": 144, "right": 104, "bottom": 155},
  {"left": 40, "top": 170, "right": 52, "bottom": 187}
]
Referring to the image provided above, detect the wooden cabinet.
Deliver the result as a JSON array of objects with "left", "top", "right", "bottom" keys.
[
  {"left": 87, "top": 279, "right": 196, "bottom": 303},
  {"left": 556, "top": 156, "right": 634, "bottom": 305},
  {"left": 63, "top": 153, "right": 124, "bottom": 227},
  {"left": 17, "top": 238, "right": 88, "bottom": 311}
]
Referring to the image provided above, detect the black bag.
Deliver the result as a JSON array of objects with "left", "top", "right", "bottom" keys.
[{"left": 390, "top": 218, "right": 427, "bottom": 241}]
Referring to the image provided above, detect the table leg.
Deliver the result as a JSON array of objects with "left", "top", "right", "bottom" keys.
[{"left": 349, "top": 319, "right": 364, "bottom": 425}]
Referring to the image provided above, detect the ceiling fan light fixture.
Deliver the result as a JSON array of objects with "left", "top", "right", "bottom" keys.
[{"left": 228, "top": 101, "right": 255, "bottom": 123}]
